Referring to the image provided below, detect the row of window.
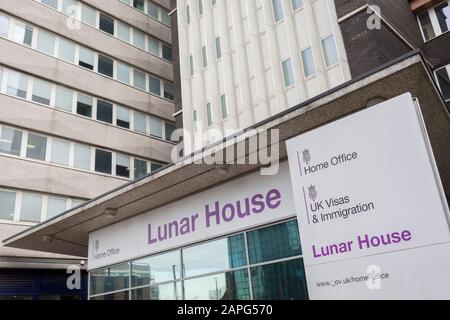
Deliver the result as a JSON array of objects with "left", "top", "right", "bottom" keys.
[
  {"left": 192, "top": 94, "right": 228, "bottom": 130},
  {"left": 0, "top": 188, "right": 85, "bottom": 224},
  {"left": 417, "top": 0, "right": 449, "bottom": 41},
  {"left": 119, "top": 0, "right": 171, "bottom": 27},
  {"left": 36, "top": 0, "right": 172, "bottom": 61},
  {"left": 0, "top": 13, "right": 175, "bottom": 101},
  {"left": 0, "top": 66, "right": 176, "bottom": 142},
  {"left": 436, "top": 64, "right": 450, "bottom": 101},
  {"left": 0, "top": 125, "right": 165, "bottom": 180},
  {"left": 90, "top": 219, "right": 308, "bottom": 300}
]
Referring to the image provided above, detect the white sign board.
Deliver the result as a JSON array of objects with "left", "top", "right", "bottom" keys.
[
  {"left": 88, "top": 162, "right": 296, "bottom": 270},
  {"left": 286, "top": 93, "right": 450, "bottom": 299}
]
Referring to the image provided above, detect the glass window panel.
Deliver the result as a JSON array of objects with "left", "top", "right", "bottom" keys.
[
  {"left": 184, "top": 270, "right": 250, "bottom": 300},
  {"left": 91, "top": 292, "right": 129, "bottom": 301},
  {"left": 133, "top": 69, "right": 146, "bottom": 90},
  {"left": 62, "top": 0, "right": 78, "bottom": 17},
  {"left": 13, "top": 22, "right": 33, "bottom": 46},
  {"left": 215, "top": 37, "right": 222, "bottom": 59},
  {"left": 251, "top": 259, "right": 308, "bottom": 300},
  {"left": 272, "top": 0, "right": 284, "bottom": 22},
  {"left": 90, "top": 263, "right": 130, "bottom": 295},
  {"left": 55, "top": 87, "right": 73, "bottom": 112},
  {"left": 418, "top": 11, "right": 436, "bottom": 41},
  {"left": 98, "top": 55, "right": 114, "bottom": 78},
  {"left": 117, "top": 21, "right": 130, "bottom": 42},
  {"left": 20, "top": 193, "right": 43, "bottom": 223},
  {"left": 0, "top": 14, "right": 10, "bottom": 38},
  {"left": 79, "top": 47, "right": 95, "bottom": 70},
  {"left": 51, "top": 139, "right": 70, "bottom": 165},
  {"left": 220, "top": 94, "right": 227, "bottom": 119},
  {"left": 134, "top": 159, "right": 147, "bottom": 180},
  {"left": 247, "top": 220, "right": 301, "bottom": 264},
  {"left": 148, "top": 2, "right": 159, "bottom": 19},
  {"left": 96, "top": 100, "right": 113, "bottom": 124},
  {"left": 148, "top": 75, "right": 161, "bottom": 96},
  {"left": 322, "top": 35, "right": 338, "bottom": 66},
  {"left": 47, "top": 197, "right": 67, "bottom": 219},
  {"left": 36, "top": 30, "right": 55, "bottom": 55},
  {"left": 148, "top": 37, "right": 160, "bottom": 56},
  {"left": 133, "top": 0, "right": 145, "bottom": 12},
  {"left": 81, "top": 4, "right": 96, "bottom": 27},
  {"left": 133, "top": 28, "right": 146, "bottom": 50},
  {"left": 42, "top": 0, "right": 58, "bottom": 9},
  {"left": 164, "top": 82, "right": 174, "bottom": 101},
  {"left": 282, "top": 58, "right": 294, "bottom": 87},
  {"left": 206, "top": 103, "right": 212, "bottom": 127},
  {"left": 32, "top": 79, "right": 51, "bottom": 106},
  {"left": 198, "top": 0, "right": 204, "bottom": 16},
  {"left": 435, "top": 2, "right": 450, "bottom": 33},
  {"left": 116, "top": 106, "right": 131, "bottom": 129},
  {"left": 0, "top": 127, "right": 22, "bottom": 156},
  {"left": 151, "top": 162, "right": 163, "bottom": 172},
  {"left": 117, "top": 62, "right": 130, "bottom": 84},
  {"left": 0, "top": 190, "right": 16, "bottom": 221},
  {"left": 150, "top": 116, "right": 162, "bottom": 138},
  {"left": 134, "top": 112, "right": 147, "bottom": 134},
  {"left": 95, "top": 149, "right": 112, "bottom": 174},
  {"left": 71, "top": 199, "right": 85, "bottom": 208},
  {"left": 58, "top": 38, "right": 76, "bottom": 63},
  {"left": 292, "top": 0, "right": 303, "bottom": 10},
  {"left": 76, "top": 94, "right": 93, "bottom": 117},
  {"left": 26, "top": 133, "right": 47, "bottom": 161},
  {"left": 116, "top": 154, "right": 130, "bottom": 178},
  {"left": 183, "top": 234, "right": 247, "bottom": 278},
  {"left": 301, "top": 48, "right": 315, "bottom": 77},
  {"left": 99, "top": 14, "right": 114, "bottom": 35},
  {"left": 131, "top": 251, "right": 181, "bottom": 287},
  {"left": 186, "top": 5, "right": 191, "bottom": 24},
  {"left": 7, "top": 71, "right": 28, "bottom": 99},
  {"left": 165, "top": 122, "right": 176, "bottom": 142},
  {"left": 74, "top": 144, "right": 91, "bottom": 170},
  {"left": 161, "top": 9, "right": 171, "bottom": 26},
  {"left": 202, "top": 46, "right": 208, "bottom": 68},
  {"left": 162, "top": 44, "right": 172, "bottom": 61},
  {"left": 436, "top": 67, "right": 450, "bottom": 101},
  {"left": 131, "top": 283, "right": 181, "bottom": 300}
]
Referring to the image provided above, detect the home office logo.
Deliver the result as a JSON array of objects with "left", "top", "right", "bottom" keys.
[
  {"left": 95, "top": 239, "right": 100, "bottom": 252},
  {"left": 92, "top": 239, "right": 120, "bottom": 261},
  {"left": 302, "top": 149, "right": 311, "bottom": 164}
]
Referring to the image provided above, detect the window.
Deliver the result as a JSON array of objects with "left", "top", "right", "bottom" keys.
[
  {"left": 95, "top": 149, "right": 112, "bottom": 174},
  {"left": 149, "top": 75, "right": 161, "bottom": 95},
  {"left": 212, "top": 0, "right": 217, "bottom": 6},
  {"left": 419, "top": 11, "right": 436, "bottom": 41},
  {"left": 161, "top": 9, "right": 171, "bottom": 26},
  {"left": 292, "top": 0, "right": 303, "bottom": 10},
  {"left": 99, "top": 14, "right": 114, "bottom": 35},
  {"left": 36, "top": 30, "right": 55, "bottom": 55},
  {"left": 162, "top": 44, "right": 172, "bottom": 61},
  {"left": 198, "top": 0, "right": 204, "bottom": 16},
  {"left": 133, "top": 0, "right": 145, "bottom": 12},
  {"left": 74, "top": 144, "right": 91, "bottom": 170},
  {"left": 435, "top": 2, "right": 450, "bottom": 33},
  {"left": 55, "top": 87, "right": 73, "bottom": 112},
  {"left": 301, "top": 48, "right": 315, "bottom": 77},
  {"left": 151, "top": 162, "right": 163, "bottom": 172},
  {"left": 0, "top": 14, "right": 10, "bottom": 38},
  {"left": 72, "top": 199, "right": 85, "bottom": 208},
  {"left": 164, "top": 82, "right": 175, "bottom": 101},
  {"left": 165, "top": 123, "right": 176, "bottom": 142},
  {"left": 98, "top": 55, "right": 114, "bottom": 77},
  {"left": 131, "top": 250, "right": 180, "bottom": 287},
  {"left": 62, "top": 0, "right": 78, "bottom": 17},
  {"left": 26, "top": 133, "right": 47, "bottom": 161},
  {"left": 133, "top": 29, "right": 146, "bottom": 50},
  {"left": 134, "top": 112, "right": 147, "bottom": 134},
  {"left": 47, "top": 197, "right": 67, "bottom": 219},
  {"left": 117, "top": 106, "right": 131, "bottom": 129},
  {"left": 7, "top": 71, "right": 28, "bottom": 99},
  {"left": 186, "top": 5, "right": 191, "bottom": 24},
  {"left": 272, "top": 0, "right": 284, "bottom": 22},
  {"left": 192, "top": 110, "right": 198, "bottom": 133},
  {"left": 96, "top": 100, "right": 113, "bottom": 124},
  {"left": 42, "top": 0, "right": 58, "bottom": 9},
  {"left": 79, "top": 47, "right": 95, "bottom": 70},
  {"left": 322, "top": 35, "right": 338, "bottom": 66},
  {"left": 32, "top": 79, "right": 52, "bottom": 106},
  {"left": 90, "top": 263, "right": 130, "bottom": 296},
  {"left": 0, "top": 127, "right": 22, "bottom": 156},
  {"left": 77, "top": 94, "right": 93, "bottom": 117},
  {"left": 436, "top": 66, "right": 450, "bottom": 101},
  {"left": 81, "top": 3, "right": 96, "bottom": 27},
  {"left": 148, "top": 37, "right": 160, "bottom": 56},
  {"left": 133, "top": 69, "right": 146, "bottom": 90},
  {"left": 58, "top": 38, "right": 76, "bottom": 63},
  {"left": 418, "top": 2, "right": 450, "bottom": 41},
  {"left": 220, "top": 94, "right": 228, "bottom": 119},
  {"left": 189, "top": 55, "right": 194, "bottom": 76},
  {"left": 206, "top": 102, "right": 212, "bottom": 127},
  {"left": 117, "top": 21, "right": 130, "bottom": 43},
  {"left": 116, "top": 154, "right": 130, "bottom": 178},
  {"left": 148, "top": 2, "right": 159, "bottom": 19},
  {"left": 202, "top": 46, "right": 208, "bottom": 68},
  {"left": 117, "top": 62, "right": 130, "bottom": 84},
  {"left": 134, "top": 159, "right": 148, "bottom": 180},
  {"left": 20, "top": 193, "right": 43, "bottom": 223},
  {"left": 150, "top": 116, "right": 162, "bottom": 138},
  {"left": 13, "top": 21, "right": 33, "bottom": 46},
  {"left": 51, "top": 139, "right": 70, "bottom": 165},
  {"left": 215, "top": 37, "right": 222, "bottom": 59},
  {"left": 282, "top": 59, "right": 295, "bottom": 87},
  {"left": 0, "top": 190, "right": 15, "bottom": 221}
]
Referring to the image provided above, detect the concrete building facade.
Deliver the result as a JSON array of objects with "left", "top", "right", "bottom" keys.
[{"left": 0, "top": 0, "right": 175, "bottom": 299}]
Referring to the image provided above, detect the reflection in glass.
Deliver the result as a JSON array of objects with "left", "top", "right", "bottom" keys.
[
  {"left": 247, "top": 220, "right": 301, "bottom": 264},
  {"left": 435, "top": 2, "right": 450, "bottom": 33},
  {"left": 251, "top": 259, "right": 308, "bottom": 300},
  {"left": 132, "top": 282, "right": 182, "bottom": 300},
  {"left": 182, "top": 234, "right": 247, "bottom": 278},
  {"left": 419, "top": 11, "right": 436, "bottom": 41},
  {"left": 184, "top": 270, "right": 250, "bottom": 300},
  {"left": 91, "top": 291, "right": 128, "bottom": 300},
  {"left": 0, "top": 127, "right": 22, "bottom": 156},
  {"left": 131, "top": 250, "right": 180, "bottom": 287},
  {"left": 90, "top": 263, "right": 129, "bottom": 295}
]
